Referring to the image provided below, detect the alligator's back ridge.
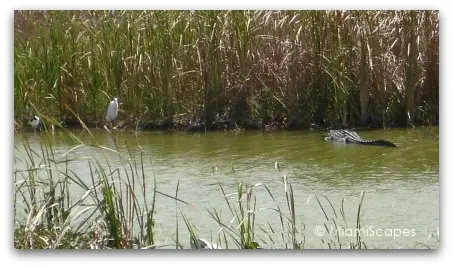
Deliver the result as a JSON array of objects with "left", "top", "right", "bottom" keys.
[{"left": 325, "top": 130, "right": 396, "bottom": 147}]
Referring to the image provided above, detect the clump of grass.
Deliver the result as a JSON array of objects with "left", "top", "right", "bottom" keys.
[
  {"left": 257, "top": 162, "right": 305, "bottom": 249},
  {"left": 205, "top": 181, "right": 260, "bottom": 249},
  {"left": 314, "top": 191, "right": 367, "bottom": 249},
  {"left": 14, "top": 126, "right": 159, "bottom": 249},
  {"left": 203, "top": 162, "right": 308, "bottom": 249},
  {"left": 14, "top": 138, "right": 96, "bottom": 249}
]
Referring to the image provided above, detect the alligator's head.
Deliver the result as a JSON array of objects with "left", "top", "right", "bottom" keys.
[{"left": 368, "top": 139, "right": 397, "bottom": 147}]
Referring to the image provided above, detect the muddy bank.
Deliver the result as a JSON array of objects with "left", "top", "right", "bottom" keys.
[
  {"left": 14, "top": 116, "right": 325, "bottom": 134},
  {"left": 15, "top": 116, "right": 435, "bottom": 134}
]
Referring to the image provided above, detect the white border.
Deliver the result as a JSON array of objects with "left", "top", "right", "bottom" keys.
[{"left": 3, "top": 1, "right": 450, "bottom": 266}]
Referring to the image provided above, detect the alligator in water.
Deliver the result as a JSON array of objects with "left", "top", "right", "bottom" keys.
[{"left": 324, "top": 129, "right": 397, "bottom": 147}]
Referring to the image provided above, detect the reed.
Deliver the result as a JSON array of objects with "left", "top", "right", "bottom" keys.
[
  {"left": 314, "top": 192, "right": 368, "bottom": 249},
  {"left": 14, "top": 10, "right": 438, "bottom": 131},
  {"left": 14, "top": 127, "right": 159, "bottom": 249}
]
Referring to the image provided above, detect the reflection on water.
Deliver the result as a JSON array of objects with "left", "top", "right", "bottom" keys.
[{"left": 14, "top": 127, "right": 439, "bottom": 248}]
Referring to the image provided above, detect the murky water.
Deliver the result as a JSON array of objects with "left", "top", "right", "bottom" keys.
[{"left": 14, "top": 127, "right": 439, "bottom": 249}]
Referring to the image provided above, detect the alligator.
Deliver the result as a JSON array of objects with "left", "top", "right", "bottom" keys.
[{"left": 324, "top": 129, "right": 397, "bottom": 147}]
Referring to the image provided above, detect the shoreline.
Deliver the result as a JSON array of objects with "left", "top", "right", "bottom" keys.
[{"left": 14, "top": 117, "right": 439, "bottom": 134}]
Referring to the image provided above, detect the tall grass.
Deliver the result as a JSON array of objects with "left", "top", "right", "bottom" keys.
[
  {"left": 14, "top": 128, "right": 159, "bottom": 249},
  {"left": 14, "top": 10, "right": 438, "bottom": 130},
  {"left": 314, "top": 192, "right": 367, "bottom": 249}
]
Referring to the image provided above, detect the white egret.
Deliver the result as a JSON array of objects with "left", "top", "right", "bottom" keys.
[
  {"left": 105, "top": 97, "right": 119, "bottom": 129},
  {"left": 29, "top": 115, "right": 40, "bottom": 132}
]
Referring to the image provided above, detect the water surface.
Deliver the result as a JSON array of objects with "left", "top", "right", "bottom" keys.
[{"left": 14, "top": 127, "right": 439, "bottom": 249}]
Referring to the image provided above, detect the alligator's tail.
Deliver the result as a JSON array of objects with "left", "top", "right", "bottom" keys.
[{"left": 357, "top": 139, "right": 397, "bottom": 147}]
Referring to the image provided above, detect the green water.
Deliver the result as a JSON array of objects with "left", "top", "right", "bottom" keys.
[{"left": 14, "top": 127, "right": 439, "bottom": 249}]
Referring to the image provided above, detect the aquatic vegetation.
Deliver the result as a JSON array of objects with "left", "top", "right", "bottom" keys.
[{"left": 14, "top": 10, "right": 438, "bottom": 131}]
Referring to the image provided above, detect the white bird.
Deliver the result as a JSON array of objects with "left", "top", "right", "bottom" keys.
[
  {"left": 29, "top": 115, "right": 40, "bottom": 132},
  {"left": 105, "top": 97, "right": 119, "bottom": 129}
]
